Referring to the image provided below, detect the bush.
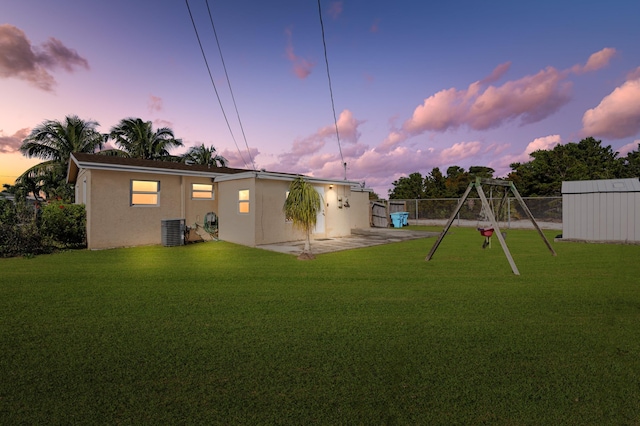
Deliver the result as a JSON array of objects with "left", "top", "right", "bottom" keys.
[
  {"left": 0, "top": 199, "right": 48, "bottom": 258},
  {"left": 40, "top": 202, "right": 86, "bottom": 248}
]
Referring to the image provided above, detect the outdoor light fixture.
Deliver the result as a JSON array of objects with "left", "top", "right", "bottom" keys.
[{"left": 329, "top": 184, "right": 333, "bottom": 189}]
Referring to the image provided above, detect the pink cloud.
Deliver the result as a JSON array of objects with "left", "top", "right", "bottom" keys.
[
  {"left": 581, "top": 68, "right": 640, "bottom": 139},
  {"left": 153, "top": 119, "right": 173, "bottom": 130},
  {"left": 439, "top": 141, "right": 483, "bottom": 163},
  {"left": 0, "top": 24, "right": 89, "bottom": 92},
  {"left": 284, "top": 28, "right": 315, "bottom": 79},
  {"left": 617, "top": 140, "right": 639, "bottom": 156},
  {"left": 328, "top": 1, "right": 343, "bottom": 19},
  {"left": 0, "top": 128, "right": 29, "bottom": 153},
  {"left": 479, "top": 61, "right": 511, "bottom": 84},
  {"left": 148, "top": 95, "right": 163, "bottom": 113},
  {"left": 219, "top": 147, "right": 260, "bottom": 170},
  {"left": 380, "top": 49, "right": 614, "bottom": 153},
  {"left": 488, "top": 135, "right": 562, "bottom": 176},
  {"left": 571, "top": 47, "right": 616, "bottom": 74}
]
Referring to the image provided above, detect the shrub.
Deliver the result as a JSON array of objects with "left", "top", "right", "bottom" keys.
[
  {"left": 0, "top": 199, "right": 48, "bottom": 257},
  {"left": 40, "top": 202, "right": 86, "bottom": 248}
]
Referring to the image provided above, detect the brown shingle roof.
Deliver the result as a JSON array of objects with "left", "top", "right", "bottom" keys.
[{"left": 71, "top": 152, "right": 250, "bottom": 174}]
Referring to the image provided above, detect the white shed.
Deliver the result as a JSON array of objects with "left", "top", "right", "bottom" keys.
[{"left": 562, "top": 178, "right": 640, "bottom": 243}]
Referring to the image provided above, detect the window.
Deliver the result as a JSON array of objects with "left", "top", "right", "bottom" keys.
[
  {"left": 131, "top": 180, "right": 159, "bottom": 206},
  {"left": 238, "top": 189, "right": 250, "bottom": 213},
  {"left": 192, "top": 183, "right": 214, "bottom": 200}
]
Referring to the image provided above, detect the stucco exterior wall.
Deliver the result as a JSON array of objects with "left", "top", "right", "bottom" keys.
[
  {"left": 349, "top": 190, "right": 371, "bottom": 229},
  {"left": 217, "top": 177, "right": 257, "bottom": 247},
  {"left": 81, "top": 169, "right": 216, "bottom": 249}
]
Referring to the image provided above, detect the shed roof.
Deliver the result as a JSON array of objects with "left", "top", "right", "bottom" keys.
[{"left": 562, "top": 178, "right": 640, "bottom": 194}]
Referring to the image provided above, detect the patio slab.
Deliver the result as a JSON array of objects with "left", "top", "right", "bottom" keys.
[{"left": 256, "top": 228, "right": 439, "bottom": 255}]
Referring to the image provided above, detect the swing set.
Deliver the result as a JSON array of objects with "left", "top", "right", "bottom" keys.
[{"left": 425, "top": 178, "right": 556, "bottom": 275}]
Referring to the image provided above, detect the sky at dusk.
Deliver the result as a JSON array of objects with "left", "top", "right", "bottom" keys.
[{"left": 2, "top": 0, "right": 640, "bottom": 196}]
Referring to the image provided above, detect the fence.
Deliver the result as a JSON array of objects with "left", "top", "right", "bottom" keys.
[{"left": 373, "top": 197, "right": 563, "bottom": 230}]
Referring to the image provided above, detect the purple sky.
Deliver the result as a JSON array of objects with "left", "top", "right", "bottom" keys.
[{"left": 2, "top": 0, "right": 640, "bottom": 196}]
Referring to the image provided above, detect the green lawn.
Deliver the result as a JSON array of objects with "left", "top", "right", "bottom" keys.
[{"left": 1, "top": 227, "right": 639, "bottom": 424}]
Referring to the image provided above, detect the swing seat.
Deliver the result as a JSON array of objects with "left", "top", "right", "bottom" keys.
[{"left": 477, "top": 227, "right": 494, "bottom": 237}]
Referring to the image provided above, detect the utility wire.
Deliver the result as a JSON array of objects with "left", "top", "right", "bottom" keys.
[
  {"left": 317, "top": 0, "right": 346, "bottom": 180},
  {"left": 205, "top": 0, "right": 256, "bottom": 171},
  {"left": 185, "top": 0, "right": 250, "bottom": 170}
]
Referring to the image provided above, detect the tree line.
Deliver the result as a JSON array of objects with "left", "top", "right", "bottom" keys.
[
  {"left": 389, "top": 137, "right": 640, "bottom": 199},
  {"left": 3, "top": 115, "right": 228, "bottom": 203}
]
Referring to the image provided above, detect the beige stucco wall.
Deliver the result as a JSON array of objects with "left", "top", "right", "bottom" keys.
[
  {"left": 217, "top": 179, "right": 365, "bottom": 246},
  {"left": 349, "top": 190, "right": 372, "bottom": 229},
  {"left": 77, "top": 167, "right": 372, "bottom": 249},
  {"left": 217, "top": 177, "right": 257, "bottom": 246},
  {"left": 80, "top": 169, "right": 216, "bottom": 249}
]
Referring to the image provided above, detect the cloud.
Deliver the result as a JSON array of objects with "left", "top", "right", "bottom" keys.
[
  {"left": 380, "top": 49, "right": 614, "bottom": 153},
  {"left": 284, "top": 27, "right": 315, "bottom": 79},
  {"left": 479, "top": 61, "right": 511, "bottom": 85},
  {"left": 0, "top": 24, "right": 89, "bottom": 91},
  {"left": 617, "top": 140, "right": 639, "bottom": 156},
  {"left": 153, "top": 119, "right": 173, "bottom": 130},
  {"left": 218, "top": 147, "right": 261, "bottom": 170},
  {"left": 440, "top": 141, "right": 483, "bottom": 164},
  {"left": 581, "top": 68, "right": 640, "bottom": 139},
  {"left": 571, "top": 47, "right": 616, "bottom": 74},
  {"left": 148, "top": 95, "right": 163, "bottom": 113},
  {"left": 0, "top": 128, "right": 29, "bottom": 153},
  {"left": 508, "top": 135, "right": 562, "bottom": 165},
  {"left": 328, "top": 1, "right": 343, "bottom": 19}
]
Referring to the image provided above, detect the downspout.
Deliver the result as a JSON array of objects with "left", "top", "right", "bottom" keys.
[{"left": 181, "top": 176, "right": 185, "bottom": 219}]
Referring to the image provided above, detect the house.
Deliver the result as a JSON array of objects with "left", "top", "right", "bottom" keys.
[
  {"left": 67, "top": 153, "right": 372, "bottom": 250},
  {"left": 561, "top": 178, "right": 640, "bottom": 243}
]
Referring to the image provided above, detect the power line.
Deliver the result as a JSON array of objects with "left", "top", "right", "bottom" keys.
[
  {"left": 317, "top": 0, "right": 346, "bottom": 180},
  {"left": 185, "top": 0, "right": 250, "bottom": 170},
  {"left": 205, "top": 0, "right": 255, "bottom": 171}
]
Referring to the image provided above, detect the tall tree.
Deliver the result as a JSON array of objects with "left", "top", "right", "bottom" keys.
[
  {"left": 445, "top": 166, "right": 470, "bottom": 197},
  {"left": 181, "top": 143, "right": 228, "bottom": 167},
  {"left": 424, "top": 167, "right": 448, "bottom": 198},
  {"left": 389, "top": 172, "right": 426, "bottom": 199},
  {"left": 621, "top": 142, "right": 640, "bottom": 178},
  {"left": 509, "top": 137, "right": 623, "bottom": 196},
  {"left": 18, "top": 115, "right": 104, "bottom": 201},
  {"left": 283, "top": 177, "right": 323, "bottom": 259},
  {"left": 108, "top": 118, "right": 183, "bottom": 160}
]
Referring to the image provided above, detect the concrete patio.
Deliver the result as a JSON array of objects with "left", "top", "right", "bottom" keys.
[{"left": 256, "top": 228, "right": 439, "bottom": 255}]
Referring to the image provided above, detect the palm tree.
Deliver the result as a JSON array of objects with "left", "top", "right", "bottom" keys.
[
  {"left": 283, "top": 176, "right": 323, "bottom": 259},
  {"left": 18, "top": 115, "right": 105, "bottom": 201},
  {"left": 108, "top": 118, "right": 183, "bottom": 160},
  {"left": 181, "top": 143, "right": 228, "bottom": 167}
]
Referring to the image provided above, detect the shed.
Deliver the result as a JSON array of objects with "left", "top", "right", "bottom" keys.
[{"left": 561, "top": 178, "right": 640, "bottom": 243}]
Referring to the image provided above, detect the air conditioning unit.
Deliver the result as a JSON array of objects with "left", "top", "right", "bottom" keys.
[{"left": 161, "top": 218, "right": 185, "bottom": 247}]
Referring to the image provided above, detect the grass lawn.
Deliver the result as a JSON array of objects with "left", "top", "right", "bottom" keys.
[{"left": 1, "top": 227, "right": 639, "bottom": 424}]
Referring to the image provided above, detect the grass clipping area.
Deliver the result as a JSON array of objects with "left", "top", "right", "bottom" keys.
[{"left": 1, "top": 227, "right": 639, "bottom": 424}]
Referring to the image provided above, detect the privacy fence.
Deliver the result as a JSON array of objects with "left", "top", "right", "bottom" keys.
[{"left": 373, "top": 197, "right": 563, "bottom": 229}]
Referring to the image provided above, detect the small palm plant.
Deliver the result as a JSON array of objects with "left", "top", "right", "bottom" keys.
[{"left": 283, "top": 177, "right": 323, "bottom": 259}]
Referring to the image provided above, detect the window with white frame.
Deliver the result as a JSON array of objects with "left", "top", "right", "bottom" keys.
[
  {"left": 238, "top": 189, "right": 250, "bottom": 213},
  {"left": 131, "top": 180, "right": 160, "bottom": 206},
  {"left": 192, "top": 183, "right": 214, "bottom": 200}
]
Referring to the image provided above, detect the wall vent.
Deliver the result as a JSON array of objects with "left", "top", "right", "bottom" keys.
[{"left": 161, "top": 219, "right": 185, "bottom": 247}]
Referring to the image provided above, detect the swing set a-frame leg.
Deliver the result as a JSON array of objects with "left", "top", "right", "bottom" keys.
[
  {"left": 425, "top": 182, "right": 474, "bottom": 261},
  {"left": 476, "top": 184, "right": 520, "bottom": 275}
]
